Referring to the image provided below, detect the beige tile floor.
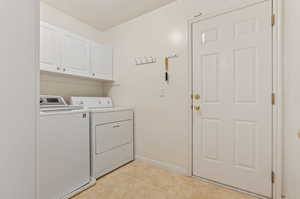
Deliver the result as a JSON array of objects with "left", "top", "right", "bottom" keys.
[{"left": 73, "top": 161, "right": 256, "bottom": 199}]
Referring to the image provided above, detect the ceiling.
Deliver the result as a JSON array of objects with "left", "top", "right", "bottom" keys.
[{"left": 41, "top": 0, "right": 176, "bottom": 31}]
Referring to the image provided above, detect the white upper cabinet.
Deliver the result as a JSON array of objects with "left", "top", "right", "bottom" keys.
[
  {"left": 40, "top": 22, "right": 61, "bottom": 73},
  {"left": 40, "top": 21, "right": 113, "bottom": 81},
  {"left": 90, "top": 43, "right": 113, "bottom": 80},
  {"left": 61, "top": 32, "right": 90, "bottom": 77}
]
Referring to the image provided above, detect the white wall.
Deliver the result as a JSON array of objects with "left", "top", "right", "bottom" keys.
[
  {"left": 283, "top": 1, "right": 300, "bottom": 198},
  {"left": 0, "top": 0, "right": 38, "bottom": 198},
  {"left": 40, "top": 2, "right": 105, "bottom": 97},
  {"left": 40, "top": 72, "right": 103, "bottom": 98},
  {"left": 104, "top": 0, "right": 257, "bottom": 173},
  {"left": 104, "top": 1, "right": 188, "bottom": 173}
]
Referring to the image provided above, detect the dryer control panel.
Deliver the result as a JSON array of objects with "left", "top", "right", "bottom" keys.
[{"left": 70, "top": 97, "right": 113, "bottom": 109}]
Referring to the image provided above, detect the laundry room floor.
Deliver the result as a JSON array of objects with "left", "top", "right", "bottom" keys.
[{"left": 73, "top": 161, "right": 255, "bottom": 199}]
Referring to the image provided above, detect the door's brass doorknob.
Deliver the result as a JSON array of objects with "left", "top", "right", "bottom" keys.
[{"left": 194, "top": 105, "right": 201, "bottom": 111}]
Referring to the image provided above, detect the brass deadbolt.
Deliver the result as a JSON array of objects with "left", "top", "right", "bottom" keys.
[{"left": 192, "top": 94, "right": 200, "bottom": 100}]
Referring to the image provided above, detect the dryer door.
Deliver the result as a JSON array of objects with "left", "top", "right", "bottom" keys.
[{"left": 95, "top": 120, "right": 133, "bottom": 154}]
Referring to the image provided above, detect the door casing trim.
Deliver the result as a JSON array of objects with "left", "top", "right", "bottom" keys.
[{"left": 187, "top": 0, "right": 283, "bottom": 198}]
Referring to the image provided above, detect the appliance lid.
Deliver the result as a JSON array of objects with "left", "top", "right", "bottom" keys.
[
  {"left": 40, "top": 106, "right": 84, "bottom": 113},
  {"left": 70, "top": 97, "right": 113, "bottom": 109}
]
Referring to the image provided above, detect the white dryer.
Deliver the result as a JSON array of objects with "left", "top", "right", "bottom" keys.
[{"left": 70, "top": 97, "right": 134, "bottom": 179}]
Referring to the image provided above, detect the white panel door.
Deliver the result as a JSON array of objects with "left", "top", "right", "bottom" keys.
[
  {"left": 90, "top": 42, "right": 113, "bottom": 80},
  {"left": 192, "top": 1, "right": 273, "bottom": 197},
  {"left": 62, "top": 32, "right": 90, "bottom": 76},
  {"left": 40, "top": 22, "right": 61, "bottom": 73}
]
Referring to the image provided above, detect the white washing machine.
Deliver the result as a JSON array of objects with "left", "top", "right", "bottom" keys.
[
  {"left": 70, "top": 97, "right": 134, "bottom": 179},
  {"left": 39, "top": 96, "right": 95, "bottom": 199}
]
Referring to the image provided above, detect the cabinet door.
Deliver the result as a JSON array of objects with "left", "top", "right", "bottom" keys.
[
  {"left": 90, "top": 43, "right": 113, "bottom": 80},
  {"left": 40, "top": 22, "right": 61, "bottom": 73},
  {"left": 62, "top": 32, "right": 90, "bottom": 76}
]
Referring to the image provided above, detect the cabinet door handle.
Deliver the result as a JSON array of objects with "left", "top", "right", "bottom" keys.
[
  {"left": 63, "top": 68, "right": 66, "bottom": 72},
  {"left": 93, "top": 73, "right": 95, "bottom": 76},
  {"left": 57, "top": 67, "right": 60, "bottom": 71},
  {"left": 113, "top": 125, "right": 121, "bottom": 128}
]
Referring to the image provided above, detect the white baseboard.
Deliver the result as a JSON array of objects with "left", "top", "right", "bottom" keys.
[
  {"left": 135, "top": 156, "right": 188, "bottom": 175},
  {"left": 193, "top": 176, "right": 267, "bottom": 199},
  {"left": 62, "top": 177, "right": 96, "bottom": 199}
]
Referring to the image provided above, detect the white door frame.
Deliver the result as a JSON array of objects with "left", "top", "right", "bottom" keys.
[{"left": 187, "top": 0, "right": 283, "bottom": 198}]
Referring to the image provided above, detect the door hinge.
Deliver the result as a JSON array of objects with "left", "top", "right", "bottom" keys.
[
  {"left": 272, "top": 171, "right": 275, "bottom": 184},
  {"left": 272, "top": 93, "right": 276, "bottom": 105},
  {"left": 272, "top": 14, "right": 276, "bottom": 26}
]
